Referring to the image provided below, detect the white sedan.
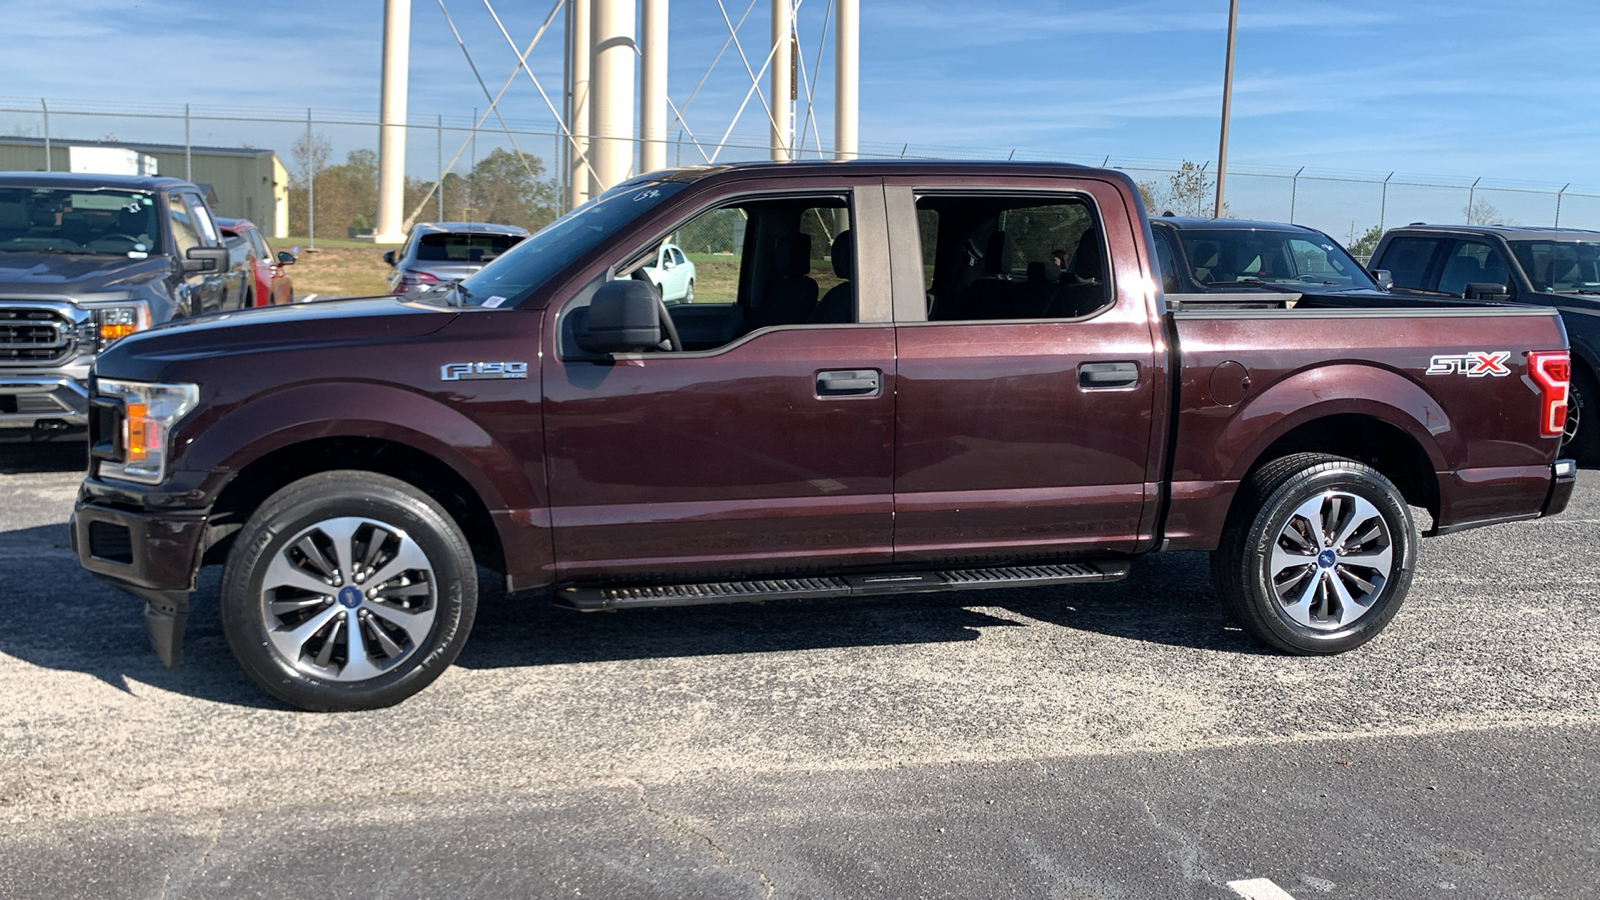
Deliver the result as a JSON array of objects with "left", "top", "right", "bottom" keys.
[{"left": 642, "top": 241, "right": 697, "bottom": 303}]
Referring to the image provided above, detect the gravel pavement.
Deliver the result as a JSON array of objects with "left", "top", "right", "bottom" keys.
[{"left": 1, "top": 440, "right": 1596, "bottom": 898}]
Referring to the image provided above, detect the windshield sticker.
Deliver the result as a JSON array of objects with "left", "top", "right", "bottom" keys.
[
  {"left": 127, "top": 251, "right": 148, "bottom": 259},
  {"left": 633, "top": 188, "right": 662, "bottom": 202},
  {"left": 481, "top": 295, "right": 507, "bottom": 308},
  {"left": 1427, "top": 351, "right": 1511, "bottom": 377}
]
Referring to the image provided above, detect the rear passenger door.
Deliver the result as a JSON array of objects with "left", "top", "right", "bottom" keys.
[{"left": 883, "top": 179, "right": 1162, "bottom": 562}]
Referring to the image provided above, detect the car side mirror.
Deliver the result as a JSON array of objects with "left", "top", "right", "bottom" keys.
[
  {"left": 277, "top": 250, "right": 296, "bottom": 266},
  {"left": 1369, "top": 268, "right": 1393, "bottom": 290},
  {"left": 572, "top": 280, "right": 663, "bottom": 354},
  {"left": 382, "top": 250, "right": 396, "bottom": 266},
  {"left": 182, "top": 246, "right": 226, "bottom": 274},
  {"left": 1464, "top": 282, "right": 1510, "bottom": 301}
]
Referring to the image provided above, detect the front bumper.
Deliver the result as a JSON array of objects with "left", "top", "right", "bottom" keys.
[
  {"left": 71, "top": 499, "right": 207, "bottom": 668},
  {"left": 0, "top": 374, "right": 89, "bottom": 427}
]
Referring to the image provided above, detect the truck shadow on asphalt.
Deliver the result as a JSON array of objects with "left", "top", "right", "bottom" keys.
[
  {"left": 0, "top": 520, "right": 1268, "bottom": 711},
  {"left": 0, "top": 441, "right": 87, "bottom": 475}
]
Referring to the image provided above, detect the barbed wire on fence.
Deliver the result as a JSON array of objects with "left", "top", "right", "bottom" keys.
[{"left": 4, "top": 95, "right": 1599, "bottom": 247}]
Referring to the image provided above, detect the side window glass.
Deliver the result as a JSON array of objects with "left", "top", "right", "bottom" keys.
[
  {"left": 167, "top": 196, "right": 201, "bottom": 257},
  {"left": 620, "top": 195, "right": 854, "bottom": 351},
  {"left": 1438, "top": 241, "right": 1507, "bottom": 296},
  {"left": 918, "top": 194, "right": 1111, "bottom": 321},
  {"left": 1150, "top": 229, "right": 1180, "bottom": 293},
  {"left": 184, "top": 195, "right": 219, "bottom": 246},
  {"left": 916, "top": 208, "right": 939, "bottom": 291},
  {"left": 1381, "top": 237, "right": 1441, "bottom": 290}
]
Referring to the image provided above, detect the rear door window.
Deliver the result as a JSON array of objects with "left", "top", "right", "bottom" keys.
[{"left": 1150, "top": 228, "right": 1180, "bottom": 293}]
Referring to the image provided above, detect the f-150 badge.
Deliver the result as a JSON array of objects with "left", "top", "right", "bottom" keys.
[
  {"left": 440, "top": 361, "right": 529, "bottom": 381},
  {"left": 1427, "top": 351, "right": 1510, "bottom": 377}
]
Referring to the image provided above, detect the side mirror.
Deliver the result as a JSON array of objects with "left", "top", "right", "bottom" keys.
[
  {"left": 382, "top": 250, "right": 396, "bottom": 266},
  {"left": 276, "top": 250, "right": 296, "bottom": 266},
  {"left": 182, "top": 246, "right": 226, "bottom": 274},
  {"left": 1369, "top": 268, "right": 1394, "bottom": 290},
  {"left": 572, "top": 280, "right": 662, "bottom": 354},
  {"left": 1464, "top": 282, "right": 1510, "bottom": 301}
]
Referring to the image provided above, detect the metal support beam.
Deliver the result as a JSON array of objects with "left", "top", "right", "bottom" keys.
[
  {"left": 834, "top": 0, "right": 857, "bottom": 161},
  {"left": 640, "top": 0, "right": 668, "bottom": 173},
  {"left": 590, "top": 0, "right": 637, "bottom": 192},
  {"left": 569, "top": 0, "right": 592, "bottom": 205},
  {"left": 375, "top": 0, "right": 412, "bottom": 244},
  {"left": 770, "top": 0, "right": 792, "bottom": 161}
]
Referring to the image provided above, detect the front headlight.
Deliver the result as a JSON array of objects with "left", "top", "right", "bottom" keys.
[
  {"left": 94, "top": 304, "right": 151, "bottom": 348},
  {"left": 95, "top": 379, "right": 199, "bottom": 484}
]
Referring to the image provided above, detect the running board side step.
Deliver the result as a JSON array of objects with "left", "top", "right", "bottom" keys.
[{"left": 555, "top": 561, "right": 1131, "bottom": 612}]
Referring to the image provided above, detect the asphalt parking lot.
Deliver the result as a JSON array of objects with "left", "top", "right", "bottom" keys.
[{"left": 0, "top": 440, "right": 1596, "bottom": 899}]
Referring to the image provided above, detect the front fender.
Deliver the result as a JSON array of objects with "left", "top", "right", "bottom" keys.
[{"left": 176, "top": 380, "right": 537, "bottom": 512}]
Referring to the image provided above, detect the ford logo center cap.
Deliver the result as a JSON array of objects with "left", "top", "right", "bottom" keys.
[
  {"left": 1317, "top": 550, "right": 1337, "bottom": 569},
  {"left": 338, "top": 586, "right": 363, "bottom": 608}
]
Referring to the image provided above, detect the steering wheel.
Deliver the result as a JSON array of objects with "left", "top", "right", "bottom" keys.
[{"left": 654, "top": 288, "right": 683, "bottom": 352}]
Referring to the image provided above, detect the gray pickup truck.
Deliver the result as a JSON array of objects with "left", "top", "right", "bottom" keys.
[{"left": 0, "top": 172, "right": 249, "bottom": 435}]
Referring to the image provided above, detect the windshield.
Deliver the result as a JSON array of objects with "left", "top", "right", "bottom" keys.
[
  {"left": 455, "top": 181, "right": 688, "bottom": 306},
  {"left": 1510, "top": 240, "right": 1600, "bottom": 294},
  {"left": 0, "top": 186, "right": 160, "bottom": 257},
  {"left": 1178, "top": 228, "right": 1376, "bottom": 290}
]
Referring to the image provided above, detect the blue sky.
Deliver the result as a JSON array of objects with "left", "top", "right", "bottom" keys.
[{"left": 2, "top": 0, "right": 1597, "bottom": 190}]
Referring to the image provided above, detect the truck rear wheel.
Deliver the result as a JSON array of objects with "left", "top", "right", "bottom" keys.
[
  {"left": 1564, "top": 365, "right": 1599, "bottom": 465},
  {"left": 220, "top": 470, "right": 477, "bottom": 711},
  {"left": 1211, "top": 453, "right": 1416, "bottom": 655}
]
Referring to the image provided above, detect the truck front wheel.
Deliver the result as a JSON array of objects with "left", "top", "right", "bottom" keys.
[
  {"left": 220, "top": 470, "right": 478, "bottom": 711},
  {"left": 1211, "top": 453, "right": 1416, "bottom": 655}
]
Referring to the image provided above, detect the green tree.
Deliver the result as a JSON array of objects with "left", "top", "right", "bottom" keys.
[
  {"left": 1348, "top": 224, "right": 1383, "bottom": 260},
  {"left": 460, "top": 148, "right": 557, "bottom": 231}
]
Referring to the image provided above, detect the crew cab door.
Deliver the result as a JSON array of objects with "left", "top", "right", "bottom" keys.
[
  {"left": 884, "top": 178, "right": 1162, "bottom": 561},
  {"left": 167, "top": 191, "right": 226, "bottom": 315},
  {"left": 541, "top": 183, "right": 896, "bottom": 581}
]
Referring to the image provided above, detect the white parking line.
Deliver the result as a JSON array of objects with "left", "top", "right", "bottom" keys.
[
  {"left": 1227, "top": 878, "right": 1299, "bottom": 900},
  {"left": 299, "top": 293, "right": 319, "bottom": 303}
]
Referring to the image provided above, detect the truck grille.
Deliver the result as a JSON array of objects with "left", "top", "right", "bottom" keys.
[{"left": 0, "top": 309, "right": 75, "bottom": 363}]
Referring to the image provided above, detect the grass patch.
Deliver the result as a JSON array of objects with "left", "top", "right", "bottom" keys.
[{"left": 284, "top": 245, "right": 394, "bottom": 298}]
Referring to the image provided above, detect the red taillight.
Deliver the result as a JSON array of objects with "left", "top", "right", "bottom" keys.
[
  {"left": 1528, "top": 350, "right": 1571, "bottom": 439},
  {"left": 399, "top": 271, "right": 440, "bottom": 291}
]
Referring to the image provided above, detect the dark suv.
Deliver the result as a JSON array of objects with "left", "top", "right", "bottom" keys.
[
  {"left": 1368, "top": 224, "right": 1600, "bottom": 462},
  {"left": 383, "top": 222, "right": 528, "bottom": 294}
]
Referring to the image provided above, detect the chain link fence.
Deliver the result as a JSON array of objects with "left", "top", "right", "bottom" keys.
[{"left": 5, "top": 96, "right": 1598, "bottom": 256}]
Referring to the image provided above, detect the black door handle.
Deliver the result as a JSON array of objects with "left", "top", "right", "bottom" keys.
[
  {"left": 1078, "top": 361, "right": 1139, "bottom": 389},
  {"left": 817, "top": 369, "right": 881, "bottom": 397}
]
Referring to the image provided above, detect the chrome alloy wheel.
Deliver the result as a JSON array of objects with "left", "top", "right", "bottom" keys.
[
  {"left": 1267, "top": 491, "right": 1394, "bottom": 630},
  {"left": 1564, "top": 381, "right": 1582, "bottom": 448},
  {"left": 259, "top": 516, "right": 438, "bottom": 681}
]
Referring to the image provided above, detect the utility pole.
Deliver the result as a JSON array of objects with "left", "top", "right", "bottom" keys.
[
  {"left": 184, "top": 104, "right": 192, "bottom": 181},
  {"left": 374, "top": 0, "right": 412, "bottom": 244},
  {"left": 640, "top": 0, "right": 668, "bottom": 173},
  {"left": 590, "top": 0, "right": 637, "bottom": 192},
  {"left": 40, "top": 99, "right": 50, "bottom": 172},
  {"left": 569, "top": 0, "right": 593, "bottom": 203},
  {"left": 306, "top": 108, "right": 315, "bottom": 251},
  {"left": 1213, "top": 0, "right": 1238, "bottom": 219},
  {"left": 834, "top": 0, "right": 858, "bottom": 161},
  {"left": 770, "top": 0, "right": 792, "bottom": 161}
]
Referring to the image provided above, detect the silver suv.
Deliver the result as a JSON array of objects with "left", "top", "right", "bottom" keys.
[{"left": 383, "top": 222, "right": 529, "bottom": 294}]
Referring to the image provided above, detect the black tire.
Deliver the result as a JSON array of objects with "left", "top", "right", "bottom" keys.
[
  {"left": 1211, "top": 452, "right": 1416, "bottom": 655},
  {"left": 1564, "top": 364, "right": 1600, "bottom": 466},
  {"left": 684, "top": 279, "right": 695, "bottom": 303},
  {"left": 220, "top": 470, "right": 478, "bottom": 711}
]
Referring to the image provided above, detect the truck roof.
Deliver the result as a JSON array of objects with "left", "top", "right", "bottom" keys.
[
  {"left": 1149, "top": 215, "right": 1325, "bottom": 234},
  {"left": 411, "top": 222, "right": 531, "bottom": 236},
  {"left": 1387, "top": 223, "right": 1600, "bottom": 242},
  {"left": 0, "top": 171, "right": 197, "bottom": 192},
  {"left": 643, "top": 158, "right": 1117, "bottom": 184}
]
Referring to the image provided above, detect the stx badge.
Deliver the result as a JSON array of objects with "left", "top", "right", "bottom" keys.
[
  {"left": 1427, "top": 351, "right": 1511, "bottom": 377},
  {"left": 440, "top": 361, "right": 529, "bottom": 381}
]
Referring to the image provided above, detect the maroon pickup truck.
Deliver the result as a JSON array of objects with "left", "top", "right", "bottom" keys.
[{"left": 71, "top": 161, "right": 1577, "bottom": 711}]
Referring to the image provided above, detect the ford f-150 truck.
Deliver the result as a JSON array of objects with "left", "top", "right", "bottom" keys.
[
  {"left": 71, "top": 161, "right": 1577, "bottom": 711},
  {"left": 1368, "top": 224, "right": 1600, "bottom": 463},
  {"left": 0, "top": 173, "right": 249, "bottom": 434}
]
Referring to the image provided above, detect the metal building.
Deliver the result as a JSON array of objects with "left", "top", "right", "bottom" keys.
[{"left": 0, "top": 136, "right": 290, "bottom": 238}]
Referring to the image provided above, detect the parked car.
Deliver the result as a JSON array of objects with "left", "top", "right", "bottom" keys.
[
  {"left": 640, "top": 240, "right": 696, "bottom": 303},
  {"left": 383, "top": 222, "right": 528, "bottom": 294},
  {"left": 1368, "top": 224, "right": 1600, "bottom": 462},
  {"left": 1148, "top": 216, "right": 1382, "bottom": 298},
  {"left": 217, "top": 217, "right": 295, "bottom": 306},
  {"left": 74, "top": 160, "right": 1575, "bottom": 711},
  {"left": 0, "top": 172, "right": 249, "bottom": 436}
]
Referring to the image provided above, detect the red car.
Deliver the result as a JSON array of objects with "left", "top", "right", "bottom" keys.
[{"left": 217, "top": 217, "right": 295, "bottom": 306}]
